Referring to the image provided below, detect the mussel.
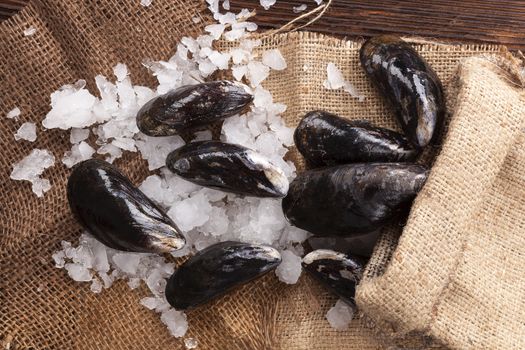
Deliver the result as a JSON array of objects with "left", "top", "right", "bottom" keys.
[
  {"left": 302, "top": 249, "right": 365, "bottom": 306},
  {"left": 166, "top": 140, "right": 289, "bottom": 198},
  {"left": 165, "top": 241, "right": 281, "bottom": 310},
  {"left": 360, "top": 35, "right": 445, "bottom": 148},
  {"left": 67, "top": 159, "right": 185, "bottom": 253},
  {"left": 294, "top": 110, "right": 418, "bottom": 166},
  {"left": 136, "top": 81, "right": 253, "bottom": 136},
  {"left": 282, "top": 163, "right": 428, "bottom": 236}
]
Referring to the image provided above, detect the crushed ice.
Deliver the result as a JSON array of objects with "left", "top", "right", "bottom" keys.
[
  {"left": 23, "top": 26, "right": 37, "bottom": 36},
  {"left": 326, "top": 299, "right": 355, "bottom": 331},
  {"left": 9, "top": 0, "right": 359, "bottom": 339},
  {"left": 323, "top": 62, "right": 365, "bottom": 101},
  {"left": 14, "top": 122, "right": 37, "bottom": 142}
]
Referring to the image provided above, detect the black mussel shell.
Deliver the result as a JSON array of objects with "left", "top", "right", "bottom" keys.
[
  {"left": 67, "top": 159, "right": 185, "bottom": 253},
  {"left": 294, "top": 110, "right": 419, "bottom": 166},
  {"left": 165, "top": 241, "right": 281, "bottom": 310},
  {"left": 136, "top": 81, "right": 253, "bottom": 136},
  {"left": 166, "top": 140, "right": 289, "bottom": 198},
  {"left": 282, "top": 163, "right": 428, "bottom": 236},
  {"left": 360, "top": 35, "right": 445, "bottom": 148},
  {"left": 302, "top": 249, "right": 365, "bottom": 306}
]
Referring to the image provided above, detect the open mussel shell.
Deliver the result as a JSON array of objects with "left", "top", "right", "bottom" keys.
[
  {"left": 294, "top": 110, "right": 419, "bottom": 166},
  {"left": 67, "top": 159, "right": 185, "bottom": 253},
  {"left": 302, "top": 249, "right": 365, "bottom": 306},
  {"left": 165, "top": 241, "right": 281, "bottom": 310},
  {"left": 360, "top": 35, "right": 445, "bottom": 148},
  {"left": 282, "top": 163, "right": 428, "bottom": 237},
  {"left": 136, "top": 80, "right": 253, "bottom": 136},
  {"left": 166, "top": 140, "right": 289, "bottom": 198}
]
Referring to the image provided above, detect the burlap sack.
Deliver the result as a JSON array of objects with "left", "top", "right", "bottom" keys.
[
  {"left": 1, "top": 1, "right": 519, "bottom": 349},
  {"left": 356, "top": 55, "right": 525, "bottom": 350}
]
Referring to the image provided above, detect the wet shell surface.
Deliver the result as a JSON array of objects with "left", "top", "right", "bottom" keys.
[
  {"left": 165, "top": 241, "right": 281, "bottom": 310},
  {"left": 294, "top": 110, "right": 418, "bottom": 166},
  {"left": 282, "top": 163, "right": 428, "bottom": 236},
  {"left": 166, "top": 140, "right": 289, "bottom": 198},
  {"left": 136, "top": 80, "right": 253, "bottom": 136},
  {"left": 67, "top": 159, "right": 185, "bottom": 253},
  {"left": 360, "top": 35, "right": 445, "bottom": 148},
  {"left": 302, "top": 249, "right": 365, "bottom": 306}
]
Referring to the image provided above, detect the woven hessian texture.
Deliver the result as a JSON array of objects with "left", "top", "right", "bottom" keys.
[
  {"left": 1, "top": 0, "right": 520, "bottom": 349},
  {"left": 357, "top": 56, "right": 525, "bottom": 350}
]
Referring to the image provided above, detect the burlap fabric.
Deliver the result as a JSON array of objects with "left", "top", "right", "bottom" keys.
[
  {"left": 357, "top": 55, "right": 525, "bottom": 350},
  {"left": 1, "top": 1, "right": 521, "bottom": 349}
]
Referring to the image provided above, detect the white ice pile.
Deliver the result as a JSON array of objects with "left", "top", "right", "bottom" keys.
[
  {"left": 260, "top": 0, "right": 277, "bottom": 10},
  {"left": 326, "top": 299, "right": 355, "bottom": 331},
  {"left": 323, "top": 62, "right": 364, "bottom": 102},
  {"left": 14, "top": 122, "right": 37, "bottom": 142},
  {"left": 47, "top": 3, "right": 313, "bottom": 340},
  {"left": 10, "top": 149, "right": 55, "bottom": 197}
]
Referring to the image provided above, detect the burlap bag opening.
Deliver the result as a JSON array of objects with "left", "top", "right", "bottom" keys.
[
  {"left": 356, "top": 54, "right": 525, "bottom": 350},
  {"left": 1, "top": 1, "right": 521, "bottom": 349}
]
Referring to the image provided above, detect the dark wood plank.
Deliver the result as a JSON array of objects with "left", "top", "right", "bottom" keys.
[
  {"left": 0, "top": 0, "right": 27, "bottom": 20},
  {"left": 231, "top": 0, "right": 525, "bottom": 50},
  {"left": 2, "top": 0, "right": 525, "bottom": 50}
]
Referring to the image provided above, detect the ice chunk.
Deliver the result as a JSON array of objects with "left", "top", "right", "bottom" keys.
[
  {"left": 10, "top": 149, "right": 55, "bottom": 197},
  {"left": 140, "top": 0, "right": 153, "bottom": 6},
  {"left": 326, "top": 299, "right": 354, "bottom": 331},
  {"left": 62, "top": 141, "right": 95, "bottom": 168},
  {"left": 6, "top": 107, "right": 21, "bottom": 120},
  {"left": 112, "top": 253, "right": 143, "bottom": 275},
  {"left": 43, "top": 83, "right": 98, "bottom": 129},
  {"left": 113, "top": 63, "right": 129, "bottom": 82},
  {"left": 23, "top": 26, "right": 37, "bottom": 36},
  {"left": 136, "top": 134, "right": 185, "bottom": 170},
  {"left": 90, "top": 279, "right": 103, "bottom": 293},
  {"left": 192, "top": 16, "right": 201, "bottom": 24},
  {"left": 260, "top": 0, "right": 276, "bottom": 10},
  {"left": 205, "top": 24, "right": 226, "bottom": 40},
  {"left": 323, "top": 62, "right": 345, "bottom": 89},
  {"left": 161, "top": 309, "right": 188, "bottom": 338},
  {"left": 184, "top": 338, "right": 198, "bottom": 349},
  {"left": 208, "top": 51, "right": 231, "bottom": 70},
  {"left": 275, "top": 250, "right": 302, "bottom": 284},
  {"left": 14, "top": 122, "right": 37, "bottom": 142},
  {"left": 167, "top": 192, "right": 212, "bottom": 231},
  {"left": 70, "top": 128, "right": 90, "bottom": 144},
  {"left": 323, "top": 62, "right": 364, "bottom": 101},
  {"left": 52, "top": 251, "right": 66, "bottom": 268},
  {"left": 246, "top": 61, "right": 270, "bottom": 87},
  {"left": 140, "top": 296, "right": 160, "bottom": 310},
  {"left": 232, "top": 65, "right": 247, "bottom": 81},
  {"left": 293, "top": 4, "right": 307, "bottom": 12},
  {"left": 201, "top": 206, "right": 229, "bottom": 237},
  {"left": 314, "top": 0, "right": 323, "bottom": 4},
  {"left": 262, "top": 49, "right": 287, "bottom": 71},
  {"left": 97, "top": 143, "right": 123, "bottom": 163},
  {"left": 64, "top": 263, "right": 92, "bottom": 282}
]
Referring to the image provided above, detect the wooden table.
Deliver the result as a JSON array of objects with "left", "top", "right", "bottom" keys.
[{"left": 2, "top": 0, "right": 525, "bottom": 50}]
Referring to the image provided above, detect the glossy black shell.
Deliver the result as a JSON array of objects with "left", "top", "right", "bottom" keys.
[
  {"left": 360, "top": 35, "right": 445, "bottom": 148},
  {"left": 282, "top": 163, "right": 428, "bottom": 236},
  {"left": 166, "top": 141, "right": 289, "bottom": 198},
  {"left": 165, "top": 241, "right": 281, "bottom": 310},
  {"left": 136, "top": 81, "right": 253, "bottom": 136},
  {"left": 67, "top": 159, "right": 185, "bottom": 253},
  {"left": 294, "top": 110, "right": 418, "bottom": 166},
  {"left": 302, "top": 249, "right": 365, "bottom": 306}
]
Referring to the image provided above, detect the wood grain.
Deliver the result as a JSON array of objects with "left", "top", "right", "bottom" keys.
[
  {"left": 231, "top": 0, "right": 525, "bottom": 50},
  {"left": 2, "top": 0, "right": 525, "bottom": 50}
]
